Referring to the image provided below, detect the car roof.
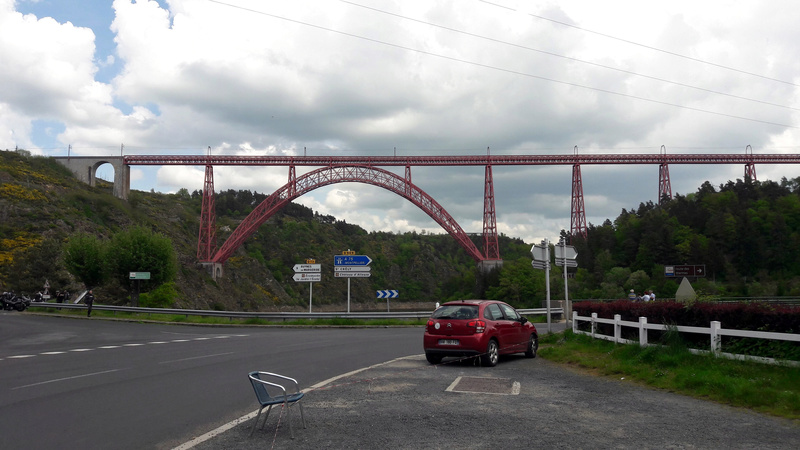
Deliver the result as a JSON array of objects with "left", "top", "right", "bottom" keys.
[{"left": 442, "top": 300, "right": 500, "bottom": 306}]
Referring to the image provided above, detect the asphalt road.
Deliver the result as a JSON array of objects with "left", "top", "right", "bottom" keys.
[{"left": 0, "top": 313, "right": 422, "bottom": 449}]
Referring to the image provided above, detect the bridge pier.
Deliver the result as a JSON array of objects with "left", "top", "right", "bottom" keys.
[
  {"left": 52, "top": 156, "right": 130, "bottom": 200},
  {"left": 477, "top": 259, "right": 503, "bottom": 273}
]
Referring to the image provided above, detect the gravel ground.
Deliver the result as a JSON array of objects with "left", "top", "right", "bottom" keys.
[{"left": 189, "top": 354, "right": 800, "bottom": 449}]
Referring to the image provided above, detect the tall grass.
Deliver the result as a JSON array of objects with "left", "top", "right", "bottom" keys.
[{"left": 539, "top": 330, "right": 800, "bottom": 420}]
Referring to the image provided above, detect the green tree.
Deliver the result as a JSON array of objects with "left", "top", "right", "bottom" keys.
[
  {"left": 106, "top": 226, "right": 177, "bottom": 294},
  {"left": 63, "top": 234, "right": 107, "bottom": 289}
]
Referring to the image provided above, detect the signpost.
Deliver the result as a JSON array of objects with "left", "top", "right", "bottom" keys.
[
  {"left": 665, "top": 265, "right": 706, "bottom": 278},
  {"left": 531, "top": 241, "right": 551, "bottom": 333},
  {"left": 376, "top": 289, "right": 399, "bottom": 311},
  {"left": 129, "top": 272, "right": 150, "bottom": 307},
  {"left": 334, "top": 250, "right": 371, "bottom": 313},
  {"left": 293, "top": 259, "right": 320, "bottom": 312},
  {"left": 557, "top": 239, "right": 578, "bottom": 328}
]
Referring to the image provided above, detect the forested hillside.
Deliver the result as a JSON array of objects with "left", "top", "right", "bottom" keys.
[
  {"left": 572, "top": 177, "right": 800, "bottom": 299},
  {"left": 2, "top": 148, "right": 799, "bottom": 311}
]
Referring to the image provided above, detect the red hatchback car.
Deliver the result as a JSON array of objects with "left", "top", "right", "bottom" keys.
[{"left": 423, "top": 300, "right": 538, "bottom": 366}]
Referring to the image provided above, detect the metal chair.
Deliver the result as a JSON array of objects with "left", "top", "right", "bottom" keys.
[{"left": 248, "top": 371, "right": 306, "bottom": 438}]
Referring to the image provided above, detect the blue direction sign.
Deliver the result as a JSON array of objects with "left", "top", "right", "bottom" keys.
[
  {"left": 334, "top": 255, "right": 372, "bottom": 266},
  {"left": 376, "top": 290, "right": 399, "bottom": 299}
]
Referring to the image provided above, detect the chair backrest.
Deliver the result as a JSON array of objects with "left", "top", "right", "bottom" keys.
[{"left": 248, "top": 371, "right": 274, "bottom": 404}]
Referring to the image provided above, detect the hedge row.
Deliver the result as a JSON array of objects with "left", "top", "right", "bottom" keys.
[{"left": 572, "top": 300, "right": 800, "bottom": 334}]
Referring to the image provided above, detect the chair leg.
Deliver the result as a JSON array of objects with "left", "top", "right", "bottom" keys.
[
  {"left": 298, "top": 401, "right": 306, "bottom": 429},
  {"left": 250, "top": 406, "right": 265, "bottom": 437},
  {"left": 260, "top": 405, "right": 273, "bottom": 430},
  {"left": 285, "top": 402, "right": 295, "bottom": 439}
]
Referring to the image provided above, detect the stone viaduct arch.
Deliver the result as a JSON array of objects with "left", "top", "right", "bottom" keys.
[
  {"left": 52, "top": 156, "right": 130, "bottom": 200},
  {"left": 211, "top": 165, "right": 486, "bottom": 264}
]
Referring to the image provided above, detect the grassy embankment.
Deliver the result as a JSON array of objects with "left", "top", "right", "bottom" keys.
[{"left": 539, "top": 330, "right": 800, "bottom": 421}]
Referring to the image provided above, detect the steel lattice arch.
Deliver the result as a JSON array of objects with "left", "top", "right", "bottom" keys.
[{"left": 210, "top": 165, "right": 487, "bottom": 264}]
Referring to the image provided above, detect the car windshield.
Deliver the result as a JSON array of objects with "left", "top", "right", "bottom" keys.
[{"left": 432, "top": 305, "right": 479, "bottom": 320}]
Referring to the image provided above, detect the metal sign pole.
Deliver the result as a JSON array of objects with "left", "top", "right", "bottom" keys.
[
  {"left": 347, "top": 278, "right": 351, "bottom": 313},
  {"left": 309, "top": 282, "right": 313, "bottom": 313},
  {"left": 562, "top": 239, "right": 570, "bottom": 328},
  {"left": 544, "top": 239, "right": 551, "bottom": 334}
]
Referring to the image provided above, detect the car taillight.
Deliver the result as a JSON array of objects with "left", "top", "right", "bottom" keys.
[
  {"left": 467, "top": 319, "right": 486, "bottom": 333},
  {"left": 426, "top": 319, "right": 434, "bottom": 331}
]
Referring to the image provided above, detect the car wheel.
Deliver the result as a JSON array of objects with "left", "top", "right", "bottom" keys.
[
  {"left": 425, "top": 353, "right": 442, "bottom": 365},
  {"left": 525, "top": 334, "right": 538, "bottom": 358},
  {"left": 15, "top": 303, "right": 26, "bottom": 311},
  {"left": 480, "top": 339, "right": 499, "bottom": 367}
]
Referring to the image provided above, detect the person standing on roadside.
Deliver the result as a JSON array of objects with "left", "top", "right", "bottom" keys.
[
  {"left": 85, "top": 289, "right": 95, "bottom": 317},
  {"left": 650, "top": 291, "right": 656, "bottom": 302},
  {"left": 628, "top": 289, "right": 637, "bottom": 301},
  {"left": 642, "top": 291, "right": 651, "bottom": 302}
]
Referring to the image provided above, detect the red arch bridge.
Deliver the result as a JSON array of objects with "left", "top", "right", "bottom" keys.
[{"left": 118, "top": 149, "right": 800, "bottom": 268}]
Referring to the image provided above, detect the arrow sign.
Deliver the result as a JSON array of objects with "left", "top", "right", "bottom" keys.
[
  {"left": 293, "top": 264, "right": 321, "bottom": 273},
  {"left": 334, "top": 266, "right": 371, "bottom": 272},
  {"left": 334, "top": 272, "right": 371, "bottom": 278},
  {"left": 293, "top": 273, "right": 321, "bottom": 282},
  {"left": 334, "top": 255, "right": 372, "bottom": 266},
  {"left": 376, "top": 290, "right": 399, "bottom": 299},
  {"left": 554, "top": 245, "right": 578, "bottom": 260},
  {"left": 531, "top": 244, "right": 548, "bottom": 262}
]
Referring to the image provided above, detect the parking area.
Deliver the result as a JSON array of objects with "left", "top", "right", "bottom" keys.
[{"left": 188, "top": 353, "right": 800, "bottom": 449}]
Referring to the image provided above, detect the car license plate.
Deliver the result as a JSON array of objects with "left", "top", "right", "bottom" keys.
[{"left": 439, "top": 339, "right": 459, "bottom": 346}]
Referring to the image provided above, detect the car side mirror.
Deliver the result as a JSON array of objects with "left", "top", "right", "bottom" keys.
[{"left": 520, "top": 317, "right": 528, "bottom": 324}]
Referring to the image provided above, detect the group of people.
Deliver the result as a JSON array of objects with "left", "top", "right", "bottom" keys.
[{"left": 627, "top": 289, "right": 656, "bottom": 302}]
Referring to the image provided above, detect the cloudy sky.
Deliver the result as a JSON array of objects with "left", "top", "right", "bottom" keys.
[{"left": 2, "top": 0, "right": 799, "bottom": 246}]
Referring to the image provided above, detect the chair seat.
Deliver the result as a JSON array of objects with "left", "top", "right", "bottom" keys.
[{"left": 258, "top": 392, "right": 304, "bottom": 407}]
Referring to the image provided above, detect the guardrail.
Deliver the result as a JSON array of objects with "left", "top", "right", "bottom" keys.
[
  {"left": 573, "top": 311, "right": 800, "bottom": 367},
  {"left": 27, "top": 302, "right": 563, "bottom": 321}
]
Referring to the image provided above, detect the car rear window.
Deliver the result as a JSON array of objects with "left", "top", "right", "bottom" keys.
[{"left": 432, "top": 305, "right": 478, "bottom": 320}]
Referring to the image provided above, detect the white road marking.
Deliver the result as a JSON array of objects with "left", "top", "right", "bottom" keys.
[
  {"left": 13, "top": 369, "right": 122, "bottom": 390},
  {"left": 159, "top": 352, "right": 235, "bottom": 364},
  {"left": 99, "top": 346, "right": 120, "bottom": 349},
  {"left": 70, "top": 348, "right": 93, "bottom": 352},
  {"left": 41, "top": 351, "right": 67, "bottom": 355},
  {"left": 8, "top": 355, "right": 36, "bottom": 359}
]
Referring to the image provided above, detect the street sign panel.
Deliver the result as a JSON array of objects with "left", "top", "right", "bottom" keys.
[
  {"left": 334, "top": 255, "right": 372, "bottom": 266},
  {"left": 334, "top": 272, "right": 371, "bottom": 278},
  {"left": 129, "top": 272, "right": 151, "bottom": 280},
  {"left": 531, "top": 260, "right": 549, "bottom": 270},
  {"left": 293, "top": 264, "right": 321, "bottom": 273},
  {"left": 531, "top": 244, "right": 548, "bottom": 262},
  {"left": 293, "top": 273, "right": 321, "bottom": 282},
  {"left": 334, "top": 266, "right": 371, "bottom": 272},
  {"left": 665, "top": 265, "right": 706, "bottom": 277},
  {"left": 376, "top": 290, "right": 399, "bottom": 299},
  {"left": 554, "top": 259, "right": 578, "bottom": 267},
  {"left": 554, "top": 245, "right": 578, "bottom": 260}
]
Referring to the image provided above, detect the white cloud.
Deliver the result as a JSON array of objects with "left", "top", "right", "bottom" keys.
[{"left": 2, "top": 0, "right": 800, "bottom": 249}]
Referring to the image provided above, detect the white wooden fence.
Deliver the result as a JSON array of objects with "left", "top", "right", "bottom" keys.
[{"left": 572, "top": 312, "right": 800, "bottom": 367}]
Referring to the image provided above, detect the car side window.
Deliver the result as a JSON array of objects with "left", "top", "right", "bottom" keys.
[
  {"left": 499, "top": 304, "right": 520, "bottom": 321},
  {"left": 484, "top": 304, "right": 502, "bottom": 321}
]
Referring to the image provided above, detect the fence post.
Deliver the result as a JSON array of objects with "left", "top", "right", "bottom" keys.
[
  {"left": 572, "top": 311, "right": 578, "bottom": 333},
  {"left": 638, "top": 316, "right": 648, "bottom": 347},
  {"left": 614, "top": 314, "right": 621, "bottom": 343},
  {"left": 591, "top": 313, "right": 597, "bottom": 338},
  {"left": 710, "top": 321, "right": 721, "bottom": 355}
]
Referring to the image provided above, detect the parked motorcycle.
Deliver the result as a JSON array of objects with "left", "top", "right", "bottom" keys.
[{"left": 1, "top": 291, "right": 29, "bottom": 311}]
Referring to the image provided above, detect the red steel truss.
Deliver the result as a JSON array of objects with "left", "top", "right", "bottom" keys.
[
  {"left": 658, "top": 163, "right": 672, "bottom": 204},
  {"left": 124, "top": 153, "right": 800, "bottom": 166},
  {"left": 212, "top": 165, "right": 484, "bottom": 264},
  {"left": 482, "top": 164, "right": 500, "bottom": 260},
  {"left": 197, "top": 165, "right": 217, "bottom": 261},
  {"left": 570, "top": 164, "right": 588, "bottom": 239}
]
